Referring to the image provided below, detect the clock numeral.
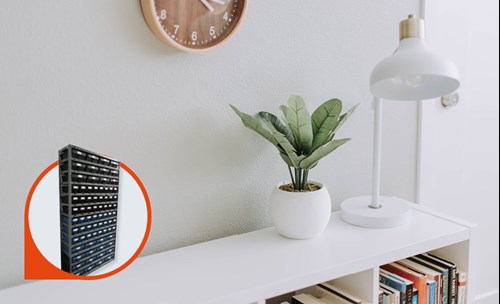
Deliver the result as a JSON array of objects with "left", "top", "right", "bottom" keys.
[
  {"left": 191, "top": 31, "right": 198, "bottom": 41},
  {"left": 174, "top": 24, "right": 180, "bottom": 35},
  {"left": 159, "top": 9, "right": 167, "bottom": 20},
  {"left": 209, "top": 26, "right": 216, "bottom": 36},
  {"left": 223, "top": 12, "right": 229, "bottom": 21}
]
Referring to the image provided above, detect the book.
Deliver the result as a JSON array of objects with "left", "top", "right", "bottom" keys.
[
  {"left": 397, "top": 258, "right": 441, "bottom": 304},
  {"left": 380, "top": 282, "right": 401, "bottom": 304},
  {"left": 412, "top": 287, "right": 418, "bottom": 304},
  {"left": 316, "top": 282, "right": 363, "bottom": 304},
  {"left": 426, "top": 279, "right": 437, "bottom": 304},
  {"left": 456, "top": 269, "right": 467, "bottom": 304},
  {"left": 380, "top": 269, "right": 414, "bottom": 304},
  {"left": 415, "top": 254, "right": 451, "bottom": 304},
  {"left": 409, "top": 256, "right": 448, "bottom": 304},
  {"left": 379, "top": 289, "right": 384, "bottom": 304},
  {"left": 381, "top": 289, "right": 391, "bottom": 304},
  {"left": 292, "top": 294, "right": 324, "bottom": 304},
  {"left": 382, "top": 263, "right": 428, "bottom": 304},
  {"left": 425, "top": 253, "right": 457, "bottom": 304}
]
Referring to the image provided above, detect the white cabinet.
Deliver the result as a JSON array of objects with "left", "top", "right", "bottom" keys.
[{"left": 0, "top": 203, "right": 475, "bottom": 304}]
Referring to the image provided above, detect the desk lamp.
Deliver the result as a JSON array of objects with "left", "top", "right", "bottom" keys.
[{"left": 340, "top": 14, "right": 460, "bottom": 228}]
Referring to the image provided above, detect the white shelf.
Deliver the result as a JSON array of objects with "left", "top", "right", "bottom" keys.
[{"left": 0, "top": 203, "right": 476, "bottom": 304}]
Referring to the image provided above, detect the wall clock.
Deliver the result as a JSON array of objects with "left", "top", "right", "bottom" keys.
[{"left": 140, "top": 0, "right": 247, "bottom": 52}]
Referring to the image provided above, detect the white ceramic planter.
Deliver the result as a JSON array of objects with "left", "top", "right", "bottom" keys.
[{"left": 269, "top": 181, "right": 332, "bottom": 239}]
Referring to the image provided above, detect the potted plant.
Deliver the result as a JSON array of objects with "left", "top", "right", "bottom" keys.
[{"left": 231, "top": 95, "right": 357, "bottom": 239}]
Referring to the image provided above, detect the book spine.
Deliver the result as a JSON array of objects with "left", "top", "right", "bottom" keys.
[
  {"left": 385, "top": 294, "right": 391, "bottom": 304},
  {"left": 456, "top": 271, "right": 467, "bottom": 304},
  {"left": 439, "top": 274, "right": 444, "bottom": 304},
  {"left": 395, "top": 288, "right": 401, "bottom": 304},
  {"left": 428, "top": 281, "right": 436, "bottom": 304},
  {"left": 442, "top": 269, "right": 449, "bottom": 304},
  {"left": 449, "top": 266, "right": 457, "bottom": 304},
  {"left": 406, "top": 284, "right": 413, "bottom": 304},
  {"left": 412, "top": 291, "right": 418, "bottom": 304},
  {"left": 456, "top": 285, "right": 466, "bottom": 304},
  {"left": 429, "top": 282, "right": 437, "bottom": 304},
  {"left": 379, "top": 290, "right": 384, "bottom": 304}
]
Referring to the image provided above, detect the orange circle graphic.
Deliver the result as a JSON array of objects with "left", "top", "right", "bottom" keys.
[{"left": 24, "top": 161, "right": 152, "bottom": 280}]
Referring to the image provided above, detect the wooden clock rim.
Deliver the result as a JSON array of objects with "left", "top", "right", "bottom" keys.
[{"left": 140, "top": 0, "right": 247, "bottom": 52}]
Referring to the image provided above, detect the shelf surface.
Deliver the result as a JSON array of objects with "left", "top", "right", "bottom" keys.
[{"left": 0, "top": 203, "right": 472, "bottom": 304}]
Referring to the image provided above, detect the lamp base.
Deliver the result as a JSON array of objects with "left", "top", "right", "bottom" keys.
[{"left": 340, "top": 196, "right": 411, "bottom": 228}]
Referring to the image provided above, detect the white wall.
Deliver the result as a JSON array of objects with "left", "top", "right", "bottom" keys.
[
  {"left": 0, "top": 1, "right": 419, "bottom": 289},
  {"left": 420, "top": 1, "right": 499, "bottom": 303}
]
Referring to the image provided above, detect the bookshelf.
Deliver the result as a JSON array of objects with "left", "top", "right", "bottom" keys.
[
  {"left": 58, "top": 145, "right": 120, "bottom": 275},
  {"left": 0, "top": 203, "right": 475, "bottom": 304}
]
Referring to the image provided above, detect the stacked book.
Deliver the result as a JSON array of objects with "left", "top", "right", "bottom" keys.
[
  {"left": 379, "top": 253, "right": 467, "bottom": 304},
  {"left": 285, "top": 281, "right": 365, "bottom": 304}
]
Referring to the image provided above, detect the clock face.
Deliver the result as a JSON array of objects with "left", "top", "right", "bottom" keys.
[{"left": 141, "top": 0, "right": 247, "bottom": 51}]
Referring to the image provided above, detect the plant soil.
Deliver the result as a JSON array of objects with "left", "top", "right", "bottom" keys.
[{"left": 279, "top": 183, "right": 321, "bottom": 192}]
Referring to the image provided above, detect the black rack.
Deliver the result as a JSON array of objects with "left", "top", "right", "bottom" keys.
[{"left": 59, "top": 145, "right": 120, "bottom": 276}]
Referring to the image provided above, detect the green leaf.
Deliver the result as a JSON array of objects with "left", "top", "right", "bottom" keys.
[
  {"left": 267, "top": 123, "right": 306, "bottom": 168},
  {"left": 332, "top": 103, "right": 358, "bottom": 135},
  {"left": 259, "top": 111, "right": 297, "bottom": 150},
  {"left": 280, "top": 153, "right": 294, "bottom": 167},
  {"left": 299, "top": 138, "right": 351, "bottom": 169},
  {"left": 230, "top": 104, "right": 278, "bottom": 147},
  {"left": 279, "top": 105, "right": 288, "bottom": 117},
  {"left": 285, "top": 95, "right": 313, "bottom": 154},
  {"left": 311, "top": 98, "right": 342, "bottom": 151},
  {"left": 309, "top": 161, "right": 318, "bottom": 170}
]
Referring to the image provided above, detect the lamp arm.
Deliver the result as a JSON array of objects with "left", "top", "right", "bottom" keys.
[
  {"left": 370, "top": 97, "right": 382, "bottom": 209},
  {"left": 340, "top": 96, "right": 411, "bottom": 228}
]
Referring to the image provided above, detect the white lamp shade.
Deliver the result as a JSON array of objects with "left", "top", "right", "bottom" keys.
[{"left": 370, "top": 38, "right": 460, "bottom": 100}]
